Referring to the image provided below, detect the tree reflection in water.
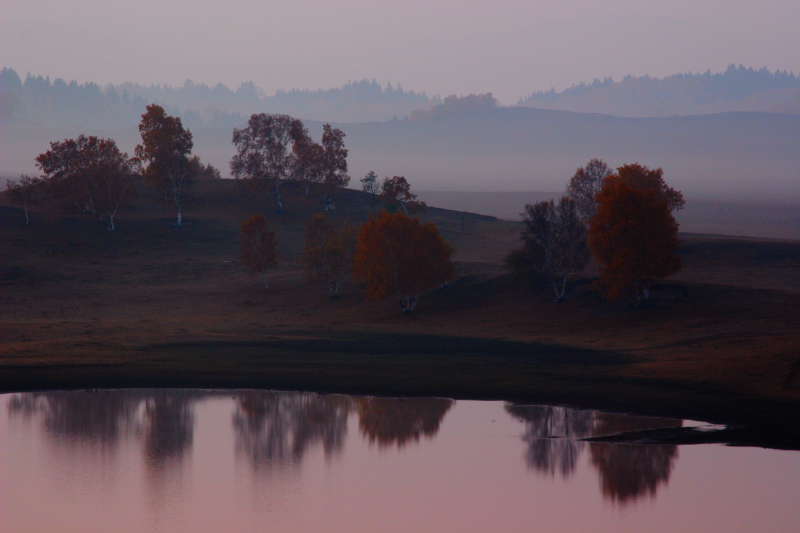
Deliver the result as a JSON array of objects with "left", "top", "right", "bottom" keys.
[
  {"left": 588, "top": 413, "right": 680, "bottom": 506},
  {"left": 356, "top": 396, "right": 454, "bottom": 448},
  {"left": 505, "top": 404, "right": 595, "bottom": 477},
  {"left": 231, "top": 391, "right": 351, "bottom": 471},
  {"left": 142, "top": 391, "right": 195, "bottom": 467},
  {"left": 506, "top": 403, "right": 681, "bottom": 505},
  {"left": 5, "top": 390, "right": 682, "bottom": 507},
  {"left": 7, "top": 390, "right": 141, "bottom": 451}
]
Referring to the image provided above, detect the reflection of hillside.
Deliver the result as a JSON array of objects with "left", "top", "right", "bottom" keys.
[
  {"left": 356, "top": 397, "right": 453, "bottom": 448},
  {"left": 232, "top": 391, "right": 350, "bottom": 470},
  {"left": 505, "top": 404, "right": 595, "bottom": 477},
  {"left": 589, "top": 413, "right": 680, "bottom": 505}
]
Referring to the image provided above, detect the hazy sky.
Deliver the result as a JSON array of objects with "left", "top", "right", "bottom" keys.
[{"left": 2, "top": 0, "right": 798, "bottom": 102}]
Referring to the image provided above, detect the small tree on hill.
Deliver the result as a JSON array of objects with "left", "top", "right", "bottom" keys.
[
  {"left": 360, "top": 171, "right": 380, "bottom": 196},
  {"left": 380, "top": 176, "right": 426, "bottom": 214},
  {"left": 589, "top": 176, "right": 681, "bottom": 303},
  {"left": 5, "top": 174, "right": 43, "bottom": 225},
  {"left": 303, "top": 213, "right": 356, "bottom": 297},
  {"left": 240, "top": 215, "right": 278, "bottom": 287},
  {"left": 566, "top": 158, "right": 612, "bottom": 224},
  {"left": 354, "top": 211, "right": 453, "bottom": 313},
  {"left": 508, "top": 197, "right": 589, "bottom": 301},
  {"left": 36, "top": 135, "right": 138, "bottom": 231},
  {"left": 136, "top": 104, "right": 194, "bottom": 226}
]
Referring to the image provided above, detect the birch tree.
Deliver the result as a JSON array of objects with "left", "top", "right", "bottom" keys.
[
  {"left": 511, "top": 197, "right": 589, "bottom": 301},
  {"left": 566, "top": 158, "right": 612, "bottom": 225},
  {"left": 231, "top": 113, "right": 305, "bottom": 212},
  {"left": 360, "top": 171, "right": 380, "bottom": 196},
  {"left": 136, "top": 104, "right": 194, "bottom": 226},
  {"left": 35, "top": 135, "right": 137, "bottom": 231},
  {"left": 319, "top": 124, "right": 349, "bottom": 211},
  {"left": 5, "top": 174, "right": 43, "bottom": 225}
]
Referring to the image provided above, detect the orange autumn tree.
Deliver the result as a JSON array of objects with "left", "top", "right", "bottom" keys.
[
  {"left": 240, "top": 215, "right": 278, "bottom": 288},
  {"left": 588, "top": 171, "right": 681, "bottom": 303},
  {"left": 615, "top": 163, "right": 685, "bottom": 213},
  {"left": 354, "top": 212, "right": 454, "bottom": 313}
]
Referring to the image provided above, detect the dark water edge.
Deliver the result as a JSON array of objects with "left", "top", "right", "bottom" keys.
[{"left": 1, "top": 335, "right": 798, "bottom": 450}]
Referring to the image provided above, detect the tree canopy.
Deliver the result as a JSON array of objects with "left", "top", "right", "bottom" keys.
[
  {"left": 509, "top": 197, "right": 589, "bottom": 301},
  {"left": 35, "top": 135, "right": 138, "bottom": 230},
  {"left": 135, "top": 104, "right": 194, "bottom": 225},
  {"left": 566, "top": 158, "right": 612, "bottom": 224},
  {"left": 589, "top": 175, "right": 681, "bottom": 302},
  {"left": 231, "top": 113, "right": 305, "bottom": 210},
  {"left": 354, "top": 211, "right": 453, "bottom": 312},
  {"left": 380, "top": 176, "right": 426, "bottom": 214}
]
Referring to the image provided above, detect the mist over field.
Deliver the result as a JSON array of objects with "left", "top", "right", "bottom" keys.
[{"left": 3, "top": 67, "right": 800, "bottom": 234}]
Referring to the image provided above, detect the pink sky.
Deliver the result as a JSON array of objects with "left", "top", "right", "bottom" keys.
[{"left": 2, "top": 0, "right": 798, "bottom": 102}]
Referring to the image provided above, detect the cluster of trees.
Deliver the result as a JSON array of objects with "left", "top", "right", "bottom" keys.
[
  {"left": 6, "top": 95, "right": 452, "bottom": 313},
  {"left": 360, "top": 173, "right": 426, "bottom": 214},
  {"left": 34, "top": 135, "right": 140, "bottom": 231},
  {"left": 4, "top": 104, "right": 218, "bottom": 230},
  {"left": 508, "top": 158, "right": 683, "bottom": 304},
  {"left": 240, "top": 208, "right": 454, "bottom": 313},
  {"left": 230, "top": 114, "right": 349, "bottom": 211}
]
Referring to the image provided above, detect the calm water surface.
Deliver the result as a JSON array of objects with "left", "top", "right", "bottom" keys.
[{"left": 0, "top": 390, "right": 797, "bottom": 532}]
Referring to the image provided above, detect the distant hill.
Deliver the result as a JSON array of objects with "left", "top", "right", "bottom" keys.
[
  {"left": 520, "top": 65, "right": 800, "bottom": 117},
  {"left": 4, "top": 72, "right": 800, "bottom": 209},
  {"left": 0, "top": 68, "right": 436, "bottom": 127}
]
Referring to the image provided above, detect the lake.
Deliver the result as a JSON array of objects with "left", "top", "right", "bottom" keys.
[{"left": 1, "top": 389, "right": 797, "bottom": 532}]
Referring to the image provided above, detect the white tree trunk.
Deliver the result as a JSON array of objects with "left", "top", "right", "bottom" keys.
[
  {"left": 108, "top": 213, "right": 116, "bottom": 232},
  {"left": 176, "top": 209, "right": 183, "bottom": 227},
  {"left": 552, "top": 276, "right": 568, "bottom": 302},
  {"left": 23, "top": 205, "right": 30, "bottom": 225},
  {"left": 400, "top": 295, "right": 418, "bottom": 313},
  {"left": 328, "top": 280, "right": 339, "bottom": 298},
  {"left": 274, "top": 181, "right": 284, "bottom": 211}
]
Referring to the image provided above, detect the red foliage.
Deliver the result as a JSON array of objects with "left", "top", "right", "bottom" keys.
[
  {"left": 588, "top": 176, "right": 681, "bottom": 301},
  {"left": 354, "top": 211, "right": 453, "bottom": 311}
]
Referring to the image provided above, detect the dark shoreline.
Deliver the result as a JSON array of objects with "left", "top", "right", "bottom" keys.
[{"left": 2, "top": 332, "right": 797, "bottom": 450}]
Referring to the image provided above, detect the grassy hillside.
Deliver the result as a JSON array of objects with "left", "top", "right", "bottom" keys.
[{"left": 1, "top": 180, "right": 799, "bottom": 440}]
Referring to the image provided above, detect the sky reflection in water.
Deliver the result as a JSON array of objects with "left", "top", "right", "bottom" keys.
[{"left": 1, "top": 390, "right": 798, "bottom": 532}]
